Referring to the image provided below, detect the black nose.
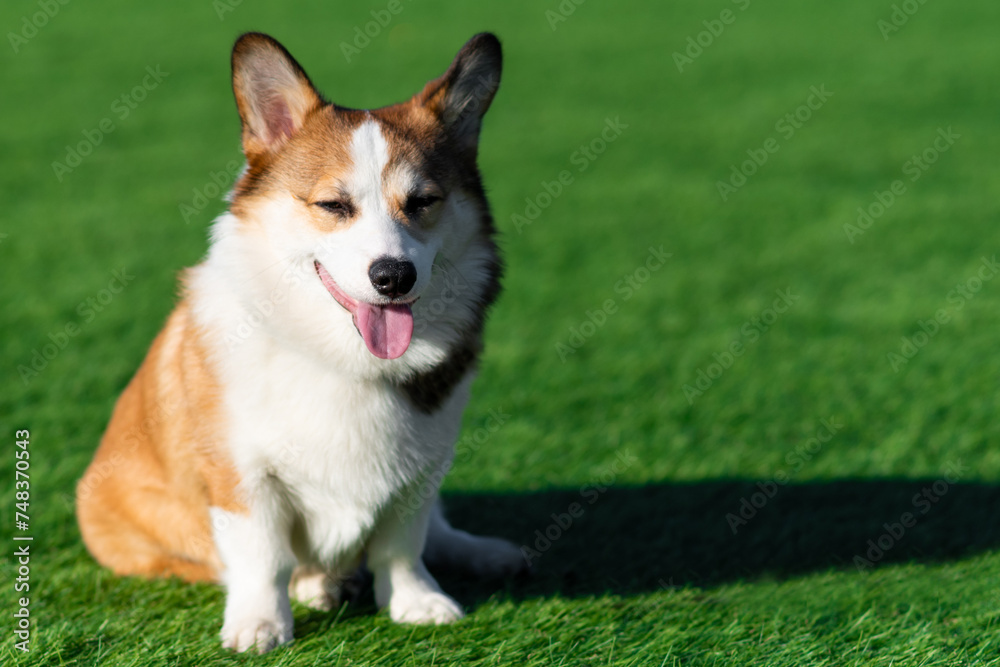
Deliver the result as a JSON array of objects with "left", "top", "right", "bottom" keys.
[{"left": 368, "top": 257, "right": 417, "bottom": 298}]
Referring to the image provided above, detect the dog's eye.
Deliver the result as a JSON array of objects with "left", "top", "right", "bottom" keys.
[
  {"left": 316, "top": 200, "right": 353, "bottom": 216},
  {"left": 404, "top": 195, "right": 442, "bottom": 217}
]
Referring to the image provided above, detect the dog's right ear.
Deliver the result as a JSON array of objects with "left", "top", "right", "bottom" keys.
[
  {"left": 415, "top": 33, "right": 503, "bottom": 158},
  {"left": 231, "top": 33, "right": 324, "bottom": 162}
]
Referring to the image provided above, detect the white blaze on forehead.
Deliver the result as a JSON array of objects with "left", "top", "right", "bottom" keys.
[
  {"left": 348, "top": 119, "right": 391, "bottom": 220},
  {"left": 330, "top": 117, "right": 424, "bottom": 302},
  {"left": 347, "top": 118, "right": 421, "bottom": 218}
]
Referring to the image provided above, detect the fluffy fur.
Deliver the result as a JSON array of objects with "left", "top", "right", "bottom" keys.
[{"left": 76, "top": 31, "right": 524, "bottom": 653}]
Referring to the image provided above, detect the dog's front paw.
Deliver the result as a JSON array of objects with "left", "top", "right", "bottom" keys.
[
  {"left": 390, "top": 591, "right": 464, "bottom": 625},
  {"left": 220, "top": 617, "right": 293, "bottom": 654}
]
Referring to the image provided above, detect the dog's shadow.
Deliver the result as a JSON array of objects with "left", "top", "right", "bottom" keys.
[{"left": 433, "top": 478, "right": 1000, "bottom": 603}]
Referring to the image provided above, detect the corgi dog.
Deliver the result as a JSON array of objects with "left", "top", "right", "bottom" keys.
[{"left": 76, "top": 31, "right": 524, "bottom": 653}]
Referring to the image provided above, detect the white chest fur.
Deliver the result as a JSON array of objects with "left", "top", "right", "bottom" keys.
[{"left": 221, "top": 331, "right": 471, "bottom": 561}]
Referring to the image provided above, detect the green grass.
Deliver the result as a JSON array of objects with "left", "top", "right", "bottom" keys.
[{"left": 3, "top": 0, "right": 1000, "bottom": 664}]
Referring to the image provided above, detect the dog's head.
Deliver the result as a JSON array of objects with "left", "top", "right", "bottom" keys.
[{"left": 223, "top": 32, "right": 502, "bottom": 365}]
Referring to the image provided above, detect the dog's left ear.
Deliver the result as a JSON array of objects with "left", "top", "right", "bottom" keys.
[
  {"left": 231, "top": 33, "right": 324, "bottom": 162},
  {"left": 416, "top": 33, "right": 503, "bottom": 156}
]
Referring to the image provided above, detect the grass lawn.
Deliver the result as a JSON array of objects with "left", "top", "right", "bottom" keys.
[{"left": 3, "top": 0, "right": 1000, "bottom": 664}]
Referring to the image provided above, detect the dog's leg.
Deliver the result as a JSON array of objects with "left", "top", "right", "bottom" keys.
[
  {"left": 288, "top": 554, "right": 366, "bottom": 611},
  {"left": 213, "top": 505, "right": 296, "bottom": 654},
  {"left": 367, "top": 497, "right": 464, "bottom": 625},
  {"left": 288, "top": 563, "right": 340, "bottom": 611},
  {"left": 423, "top": 501, "right": 528, "bottom": 577}
]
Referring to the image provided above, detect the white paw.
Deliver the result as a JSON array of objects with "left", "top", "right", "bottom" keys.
[
  {"left": 390, "top": 592, "right": 464, "bottom": 625},
  {"left": 289, "top": 570, "right": 340, "bottom": 611},
  {"left": 220, "top": 617, "right": 293, "bottom": 654}
]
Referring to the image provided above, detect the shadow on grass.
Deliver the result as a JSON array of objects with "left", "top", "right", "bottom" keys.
[
  {"left": 435, "top": 478, "right": 1000, "bottom": 603},
  {"left": 56, "top": 479, "right": 1000, "bottom": 644}
]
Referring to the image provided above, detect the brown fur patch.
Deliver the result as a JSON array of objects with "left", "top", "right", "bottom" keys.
[{"left": 230, "top": 107, "right": 368, "bottom": 234}]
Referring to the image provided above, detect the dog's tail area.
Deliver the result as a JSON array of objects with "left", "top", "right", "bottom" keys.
[{"left": 422, "top": 501, "right": 528, "bottom": 578}]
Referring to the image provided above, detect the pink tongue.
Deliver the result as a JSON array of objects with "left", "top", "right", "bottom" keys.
[{"left": 354, "top": 303, "right": 414, "bottom": 359}]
